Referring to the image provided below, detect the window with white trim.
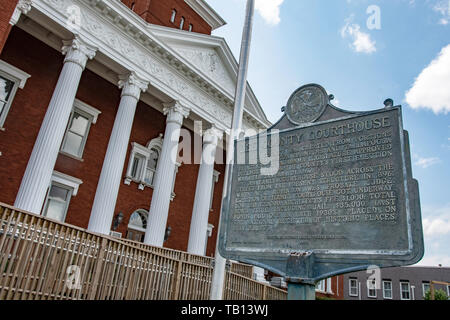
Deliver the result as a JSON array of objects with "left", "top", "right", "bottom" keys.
[
  {"left": 0, "top": 60, "right": 31, "bottom": 128},
  {"left": 42, "top": 171, "right": 82, "bottom": 223},
  {"left": 349, "top": 278, "right": 358, "bottom": 297},
  {"left": 400, "top": 281, "right": 411, "bottom": 300},
  {"left": 60, "top": 99, "right": 101, "bottom": 159},
  {"left": 326, "top": 278, "right": 333, "bottom": 294},
  {"left": 188, "top": 24, "right": 193, "bottom": 32},
  {"left": 316, "top": 279, "right": 325, "bottom": 292},
  {"left": 367, "top": 279, "right": 377, "bottom": 298},
  {"left": 125, "top": 135, "right": 179, "bottom": 200},
  {"left": 383, "top": 280, "right": 393, "bottom": 299},
  {"left": 447, "top": 285, "right": 450, "bottom": 297},
  {"left": 422, "top": 282, "right": 430, "bottom": 298},
  {"left": 180, "top": 17, "right": 185, "bottom": 29},
  {"left": 170, "top": 9, "right": 177, "bottom": 23}
]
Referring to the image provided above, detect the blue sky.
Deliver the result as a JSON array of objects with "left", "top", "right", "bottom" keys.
[{"left": 206, "top": 0, "right": 450, "bottom": 267}]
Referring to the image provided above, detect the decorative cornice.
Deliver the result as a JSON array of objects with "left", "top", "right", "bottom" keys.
[
  {"left": 62, "top": 36, "right": 97, "bottom": 69},
  {"left": 32, "top": 0, "right": 268, "bottom": 130},
  {"left": 10, "top": 0, "right": 33, "bottom": 25},
  {"left": 163, "top": 101, "right": 190, "bottom": 126},
  {"left": 118, "top": 72, "right": 149, "bottom": 100}
]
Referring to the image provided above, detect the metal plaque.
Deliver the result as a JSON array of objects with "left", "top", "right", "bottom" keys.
[{"left": 218, "top": 84, "right": 424, "bottom": 282}]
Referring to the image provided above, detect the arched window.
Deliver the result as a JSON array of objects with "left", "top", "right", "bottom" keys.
[
  {"left": 124, "top": 134, "right": 180, "bottom": 200},
  {"left": 126, "top": 209, "right": 148, "bottom": 242},
  {"left": 170, "top": 9, "right": 177, "bottom": 23},
  {"left": 180, "top": 17, "right": 185, "bottom": 30}
]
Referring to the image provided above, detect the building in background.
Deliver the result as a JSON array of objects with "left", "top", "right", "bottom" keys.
[
  {"left": 0, "top": 0, "right": 271, "bottom": 259},
  {"left": 343, "top": 266, "right": 450, "bottom": 300}
]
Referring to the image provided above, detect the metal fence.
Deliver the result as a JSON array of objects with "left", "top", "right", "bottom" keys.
[{"left": 0, "top": 203, "right": 286, "bottom": 300}]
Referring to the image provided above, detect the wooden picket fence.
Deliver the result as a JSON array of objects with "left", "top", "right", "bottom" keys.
[{"left": 0, "top": 203, "right": 286, "bottom": 300}]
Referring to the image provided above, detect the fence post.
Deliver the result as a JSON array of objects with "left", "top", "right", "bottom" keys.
[
  {"left": 262, "top": 285, "right": 267, "bottom": 300},
  {"left": 88, "top": 237, "right": 108, "bottom": 300},
  {"left": 172, "top": 257, "right": 184, "bottom": 300}
]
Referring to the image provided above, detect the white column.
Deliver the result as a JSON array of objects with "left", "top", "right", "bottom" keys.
[
  {"left": 14, "top": 36, "right": 96, "bottom": 214},
  {"left": 187, "top": 126, "right": 223, "bottom": 255},
  {"left": 144, "top": 101, "right": 189, "bottom": 246},
  {"left": 88, "top": 73, "right": 148, "bottom": 235}
]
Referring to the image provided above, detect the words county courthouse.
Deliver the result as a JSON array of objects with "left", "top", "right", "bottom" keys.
[{"left": 0, "top": 0, "right": 271, "bottom": 257}]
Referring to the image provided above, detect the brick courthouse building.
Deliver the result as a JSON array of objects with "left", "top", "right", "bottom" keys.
[{"left": 0, "top": 0, "right": 271, "bottom": 257}]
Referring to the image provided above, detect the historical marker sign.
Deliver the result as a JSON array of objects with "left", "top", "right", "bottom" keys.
[{"left": 218, "top": 84, "right": 424, "bottom": 282}]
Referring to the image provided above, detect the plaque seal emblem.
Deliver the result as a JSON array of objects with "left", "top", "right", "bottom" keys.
[{"left": 285, "top": 84, "right": 328, "bottom": 124}]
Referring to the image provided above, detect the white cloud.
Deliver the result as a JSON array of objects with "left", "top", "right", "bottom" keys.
[
  {"left": 416, "top": 254, "right": 450, "bottom": 267},
  {"left": 433, "top": 0, "right": 450, "bottom": 25},
  {"left": 422, "top": 204, "right": 450, "bottom": 238},
  {"left": 413, "top": 154, "right": 441, "bottom": 168},
  {"left": 254, "top": 0, "right": 284, "bottom": 25},
  {"left": 405, "top": 44, "right": 450, "bottom": 114},
  {"left": 341, "top": 17, "right": 377, "bottom": 54},
  {"left": 423, "top": 218, "right": 450, "bottom": 237}
]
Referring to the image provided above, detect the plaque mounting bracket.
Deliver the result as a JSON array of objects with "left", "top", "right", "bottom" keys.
[{"left": 285, "top": 251, "right": 316, "bottom": 285}]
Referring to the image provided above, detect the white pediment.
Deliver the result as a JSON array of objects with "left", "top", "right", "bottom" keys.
[
  {"left": 149, "top": 25, "right": 271, "bottom": 128},
  {"left": 171, "top": 44, "right": 236, "bottom": 95}
]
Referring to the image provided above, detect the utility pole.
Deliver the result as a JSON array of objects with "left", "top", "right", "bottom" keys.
[{"left": 210, "top": 0, "right": 256, "bottom": 300}]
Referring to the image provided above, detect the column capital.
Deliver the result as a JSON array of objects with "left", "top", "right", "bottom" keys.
[
  {"left": 203, "top": 125, "right": 223, "bottom": 146},
  {"left": 163, "top": 101, "right": 190, "bottom": 126},
  {"left": 118, "top": 72, "right": 149, "bottom": 100},
  {"left": 62, "top": 36, "right": 97, "bottom": 69},
  {"left": 10, "top": 0, "right": 33, "bottom": 25}
]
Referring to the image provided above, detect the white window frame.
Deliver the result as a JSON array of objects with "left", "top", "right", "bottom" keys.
[
  {"left": 349, "top": 278, "right": 358, "bottom": 297},
  {"left": 42, "top": 171, "right": 82, "bottom": 223},
  {"left": 400, "top": 281, "right": 411, "bottom": 300},
  {"left": 315, "top": 279, "right": 325, "bottom": 293},
  {"left": 188, "top": 24, "right": 193, "bottom": 32},
  {"left": 367, "top": 279, "right": 377, "bottom": 298},
  {"left": 180, "top": 17, "right": 185, "bottom": 29},
  {"left": 422, "top": 282, "right": 430, "bottom": 298},
  {"left": 125, "top": 135, "right": 179, "bottom": 200},
  {"left": 382, "top": 280, "right": 393, "bottom": 300},
  {"left": 60, "top": 99, "right": 101, "bottom": 160},
  {"left": 326, "top": 278, "right": 333, "bottom": 294},
  {"left": 170, "top": 9, "right": 177, "bottom": 23},
  {"left": 0, "top": 60, "right": 31, "bottom": 129},
  {"left": 447, "top": 285, "right": 450, "bottom": 297}
]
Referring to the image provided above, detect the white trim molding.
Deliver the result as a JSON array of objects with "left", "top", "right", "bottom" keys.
[
  {"left": 51, "top": 171, "right": 83, "bottom": 196},
  {"left": 73, "top": 99, "right": 101, "bottom": 124},
  {"left": 0, "top": 60, "right": 31, "bottom": 89}
]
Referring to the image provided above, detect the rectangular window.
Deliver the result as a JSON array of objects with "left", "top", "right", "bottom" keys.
[
  {"left": 349, "top": 279, "right": 358, "bottom": 297},
  {"left": 422, "top": 282, "right": 430, "bottom": 298},
  {"left": 447, "top": 285, "right": 450, "bottom": 297},
  {"left": 367, "top": 279, "right": 377, "bottom": 298},
  {"left": 0, "top": 60, "right": 30, "bottom": 128},
  {"left": 43, "top": 183, "right": 72, "bottom": 222},
  {"left": 188, "top": 24, "right": 193, "bottom": 32},
  {"left": 60, "top": 100, "right": 100, "bottom": 159},
  {"left": 400, "top": 282, "right": 411, "bottom": 300},
  {"left": 383, "top": 281, "right": 392, "bottom": 299},
  {"left": 316, "top": 279, "right": 325, "bottom": 292},
  {"left": 131, "top": 153, "right": 145, "bottom": 180},
  {"left": 42, "top": 171, "right": 82, "bottom": 223}
]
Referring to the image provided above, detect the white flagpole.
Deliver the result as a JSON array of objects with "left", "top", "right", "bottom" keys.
[{"left": 210, "top": 0, "right": 256, "bottom": 300}]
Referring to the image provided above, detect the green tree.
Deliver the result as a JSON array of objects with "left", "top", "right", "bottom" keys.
[{"left": 424, "top": 289, "right": 449, "bottom": 300}]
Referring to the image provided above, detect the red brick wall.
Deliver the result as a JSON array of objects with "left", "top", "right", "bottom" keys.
[
  {"left": 121, "top": 0, "right": 212, "bottom": 35},
  {"left": 0, "top": 0, "right": 18, "bottom": 54},
  {"left": 0, "top": 28, "right": 225, "bottom": 253}
]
